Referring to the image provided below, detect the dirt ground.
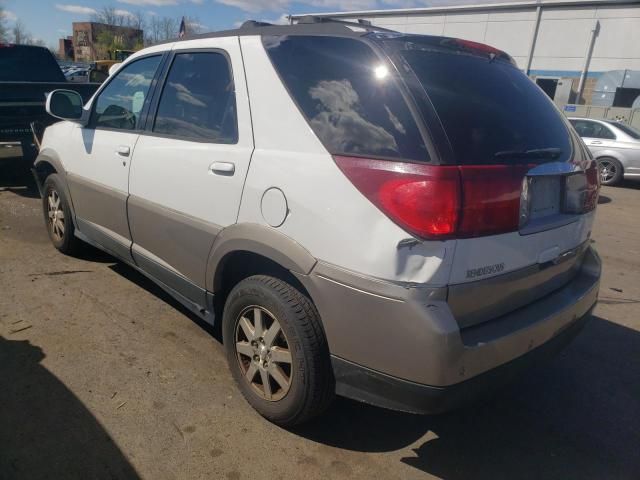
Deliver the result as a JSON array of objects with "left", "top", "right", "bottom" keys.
[{"left": 1, "top": 162, "right": 639, "bottom": 480}]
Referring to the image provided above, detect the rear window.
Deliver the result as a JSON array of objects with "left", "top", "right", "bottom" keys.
[
  {"left": 606, "top": 121, "right": 640, "bottom": 139},
  {"left": 263, "top": 35, "right": 429, "bottom": 162},
  {"left": 384, "top": 37, "right": 572, "bottom": 165},
  {"left": 0, "top": 46, "right": 65, "bottom": 82}
]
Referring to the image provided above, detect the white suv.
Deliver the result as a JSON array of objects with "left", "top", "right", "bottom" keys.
[{"left": 34, "top": 19, "right": 601, "bottom": 426}]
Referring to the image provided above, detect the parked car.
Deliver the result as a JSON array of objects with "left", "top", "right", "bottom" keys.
[
  {"left": 0, "top": 44, "right": 99, "bottom": 163},
  {"left": 568, "top": 117, "right": 640, "bottom": 185},
  {"left": 34, "top": 19, "right": 601, "bottom": 426},
  {"left": 65, "top": 67, "right": 89, "bottom": 83}
]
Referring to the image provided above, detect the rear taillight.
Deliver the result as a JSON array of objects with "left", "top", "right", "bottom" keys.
[
  {"left": 564, "top": 160, "right": 600, "bottom": 214},
  {"left": 334, "top": 156, "right": 460, "bottom": 238},
  {"left": 334, "top": 156, "right": 530, "bottom": 240}
]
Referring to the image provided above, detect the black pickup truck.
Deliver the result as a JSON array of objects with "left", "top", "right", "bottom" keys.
[{"left": 0, "top": 44, "right": 99, "bottom": 164}]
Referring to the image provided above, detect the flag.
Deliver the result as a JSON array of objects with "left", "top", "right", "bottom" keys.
[{"left": 179, "top": 17, "right": 186, "bottom": 39}]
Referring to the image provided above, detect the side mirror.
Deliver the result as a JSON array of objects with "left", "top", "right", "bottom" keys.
[{"left": 46, "top": 90, "right": 85, "bottom": 123}]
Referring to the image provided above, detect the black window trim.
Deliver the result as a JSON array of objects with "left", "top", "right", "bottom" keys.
[
  {"left": 143, "top": 47, "right": 239, "bottom": 145},
  {"left": 261, "top": 34, "right": 440, "bottom": 165},
  {"left": 87, "top": 52, "right": 169, "bottom": 134}
]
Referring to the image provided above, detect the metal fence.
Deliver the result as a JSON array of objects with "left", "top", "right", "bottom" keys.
[{"left": 561, "top": 105, "right": 640, "bottom": 129}]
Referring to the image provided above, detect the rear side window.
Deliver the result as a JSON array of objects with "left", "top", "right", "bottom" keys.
[
  {"left": 153, "top": 52, "right": 238, "bottom": 143},
  {"left": 606, "top": 121, "right": 639, "bottom": 139},
  {"left": 264, "top": 36, "right": 429, "bottom": 162},
  {"left": 570, "top": 120, "right": 616, "bottom": 140},
  {"left": 0, "top": 46, "right": 65, "bottom": 82},
  {"left": 397, "top": 43, "right": 572, "bottom": 165}
]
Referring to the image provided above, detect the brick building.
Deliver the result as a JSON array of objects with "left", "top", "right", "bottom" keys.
[
  {"left": 58, "top": 36, "right": 74, "bottom": 60},
  {"left": 72, "top": 22, "right": 143, "bottom": 62}
]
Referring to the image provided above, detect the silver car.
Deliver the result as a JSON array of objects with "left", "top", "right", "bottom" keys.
[{"left": 569, "top": 117, "right": 640, "bottom": 185}]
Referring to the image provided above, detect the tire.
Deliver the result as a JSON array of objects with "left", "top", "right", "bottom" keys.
[
  {"left": 222, "top": 275, "right": 334, "bottom": 426},
  {"left": 597, "top": 157, "right": 623, "bottom": 186},
  {"left": 42, "top": 174, "right": 81, "bottom": 255}
]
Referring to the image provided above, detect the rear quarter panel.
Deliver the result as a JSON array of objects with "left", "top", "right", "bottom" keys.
[{"left": 237, "top": 36, "right": 456, "bottom": 286}]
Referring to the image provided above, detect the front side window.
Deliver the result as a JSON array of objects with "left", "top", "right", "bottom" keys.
[
  {"left": 571, "top": 120, "right": 616, "bottom": 140},
  {"left": 264, "top": 35, "right": 429, "bottom": 162},
  {"left": 93, "top": 55, "right": 162, "bottom": 131},
  {"left": 153, "top": 52, "right": 238, "bottom": 143}
]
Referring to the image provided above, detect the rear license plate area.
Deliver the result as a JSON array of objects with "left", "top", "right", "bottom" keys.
[{"left": 529, "top": 176, "right": 562, "bottom": 220}]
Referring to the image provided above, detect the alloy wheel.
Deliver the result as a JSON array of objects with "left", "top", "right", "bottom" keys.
[
  {"left": 599, "top": 160, "right": 616, "bottom": 183},
  {"left": 234, "top": 306, "right": 293, "bottom": 401},
  {"left": 47, "top": 189, "right": 65, "bottom": 242}
]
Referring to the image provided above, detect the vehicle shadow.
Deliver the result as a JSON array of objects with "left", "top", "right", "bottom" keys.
[
  {"left": 293, "top": 315, "right": 640, "bottom": 479},
  {"left": 107, "top": 262, "right": 221, "bottom": 341},
  {"left": 92, "top": 253, "right": 640, "bottom": 478},
  {"left": 597, "top": 194, "right": 611, "bottom": 204},
  {"left": 0, "top": 336, "right": 141, "bottom": 480},
  {"left": 0, "top": 158, "right": 40, "bottom": 199},
  {"left": 620, "top": 179, "right": 640, "bottom": 190}
]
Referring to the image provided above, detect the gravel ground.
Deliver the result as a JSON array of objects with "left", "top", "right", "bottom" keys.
[{"left": 1, "top": 163, "right": 639, "bottom": 480}]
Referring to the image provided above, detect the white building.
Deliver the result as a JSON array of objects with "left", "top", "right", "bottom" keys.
[{"left": 291, "top": 0, "right": 640, "bottom": 108}]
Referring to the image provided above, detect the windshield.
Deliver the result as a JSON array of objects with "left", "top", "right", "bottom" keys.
[
  {"left": 377, "top": 36, "right": 572, "bottom": 165},
  {"left": 0, "top": 45, "right": 65, "bottom": 82},
  {"left": 607, "top": 121, "right": 640, "bottom": 140}
]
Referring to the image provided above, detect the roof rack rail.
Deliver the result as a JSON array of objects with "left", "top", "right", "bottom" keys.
[
  {"left": 295, "top": 15, "right": 395, "bottom": 32},
  {"left": 239, "top": 20, "right": 274, "bottom": 29}
]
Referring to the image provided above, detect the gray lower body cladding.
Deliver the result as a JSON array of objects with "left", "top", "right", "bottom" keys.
[
  {"left": 331, "top": 310, "right": 591, "bottom": 415},
  {"left": 299, "top": 245, "right": 601, "bottom": 405},
  {"left": 127, "top": 195, "right": 222, "bottom": 290}
]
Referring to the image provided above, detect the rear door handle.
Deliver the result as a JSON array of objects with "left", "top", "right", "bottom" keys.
[
  {"left": 589, "top": 141, "right": 602, "bottom": 145},
  {"left": 116, "top": 145, "right": 130, "bottom": 157},
  {"left": 209, "top": 162, "right": 235, "bottom": 175}
]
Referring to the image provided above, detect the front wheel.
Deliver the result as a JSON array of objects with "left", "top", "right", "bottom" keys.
[
  {"left": 597, "top": 157, "right": 623, "bottom": 186},
  {"left": 42, "top": 174, "right": 81, "bottom": 255},
  {"left": 222, "top": 275, "right": 334, "bottom": 426}
]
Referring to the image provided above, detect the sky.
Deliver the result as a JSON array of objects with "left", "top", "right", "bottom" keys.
[{"left": 1, "top": 0, "right": 499, "bottom": 48}]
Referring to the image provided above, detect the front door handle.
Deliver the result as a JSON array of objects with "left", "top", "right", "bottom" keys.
[
  {"left": 589, "top": 140, "right": 602, "bottom": 145},
  {"left": 116, "top": 145, "right": 130, "bottom": 157},
  {"left": 209, "top": 162, "right": 235, "bottom": 175}
]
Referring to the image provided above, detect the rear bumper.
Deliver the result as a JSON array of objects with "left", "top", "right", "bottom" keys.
[
  {"left": 301, "top": 245, "right": 600, "bottom": 413},
  {"left": 331, "top": 308, "right": 591, "bottom": 414}
]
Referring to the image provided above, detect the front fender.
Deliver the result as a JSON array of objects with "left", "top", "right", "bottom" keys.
[{"left": 33, "top": 149, "right": 76, "bottom": 222}]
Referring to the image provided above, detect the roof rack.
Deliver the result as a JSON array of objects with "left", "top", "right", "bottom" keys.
[
  {"left": 239, "top": 20, "right": 275, "bottom": 29},
  {"left": 170, "top": 15, "right": 398, "bottom": 44},
  {"left": 295, "top": 15, "right": 395, "bottom": 32}
]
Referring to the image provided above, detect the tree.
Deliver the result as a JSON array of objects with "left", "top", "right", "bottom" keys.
[
  {"left": 129, "top": 11, "right": 145, "bottom": 31},
  {"left": 92, "top": 7, "right": 125, "bottom": 27},
  {"left": 90, "top": 6, "right": 145, "bottom": 59},
  {"left": 145, "top": 15, "right": 178, "bottom": 45},
  {"left": 12, "top": 19, "right": 31, "bottom": 45},
  {"left": 0, "top": 7, "right": 7, "bottom": 43},
  {"left": 185, "top": 16, "right": 205, "bottom": 35}
]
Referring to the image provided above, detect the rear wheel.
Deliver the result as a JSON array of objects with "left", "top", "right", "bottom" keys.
[
  {"left": 42, "top": 174, "right": 81, "bottom": 255},
  {"left": 222, "top": 275, "right": 334, "bottom": 426},
  {"left": 597, "top": 157, "right": 623, "bottom": 186}
]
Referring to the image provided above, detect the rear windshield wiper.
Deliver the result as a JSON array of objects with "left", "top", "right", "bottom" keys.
[{"left": 493, "top": 148, "right": 562, "bottom": 159}]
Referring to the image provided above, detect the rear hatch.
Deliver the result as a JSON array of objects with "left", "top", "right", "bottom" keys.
[
  {"left": 263, "top": 32, "right": 598, "bottom": 328},
  {"left": 373, "top": 34, "right": 599, "bottom": 328}
]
